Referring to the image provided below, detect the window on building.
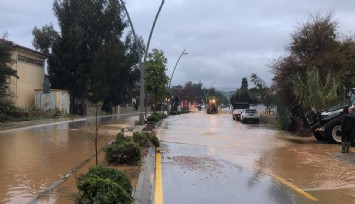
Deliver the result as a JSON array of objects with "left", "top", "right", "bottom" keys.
[{"left": 18, "top": 55, "right": 44, "bottom": 67}]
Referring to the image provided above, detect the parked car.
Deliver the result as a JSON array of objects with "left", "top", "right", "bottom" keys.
[{"left": 240, "top": 109, "right": 260, "bottom": 124}]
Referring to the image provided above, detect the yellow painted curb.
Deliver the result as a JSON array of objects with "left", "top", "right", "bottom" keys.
[
  {"left": 155, "top": 150, "right": 164, "bottom": 204},
  {"left": 268, "top": 172, "right": 318, "bottom": 202}
]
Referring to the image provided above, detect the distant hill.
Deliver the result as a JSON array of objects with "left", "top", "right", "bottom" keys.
[{"left": 220, "top": 90, "right": 235, "bottom": 100}]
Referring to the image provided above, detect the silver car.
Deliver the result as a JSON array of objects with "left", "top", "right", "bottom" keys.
[{"left": 240, "top": 109, "right": 260, "bottom": 124}]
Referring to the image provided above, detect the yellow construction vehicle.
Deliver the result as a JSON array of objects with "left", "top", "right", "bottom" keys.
[{"left": 207, "top": 97, "right": 218, "bottom": 114}]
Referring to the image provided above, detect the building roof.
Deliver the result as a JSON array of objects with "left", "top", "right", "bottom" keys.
[
  {"left": 12, "top": 42, "right": 48, "bottom": 58},
  {"left": 0, "top": 39, "right": 48, "bottom": 58}
]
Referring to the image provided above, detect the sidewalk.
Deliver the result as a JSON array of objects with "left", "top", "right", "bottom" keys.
[
  {"left": 330, "top": 152, "right": 355, "bottom": 165},
  {"left": 0, "top": 112, "right": 143, "bottom": 132},
  {"left": 0, "top": 117, "right": 70, "bottom": 132}
]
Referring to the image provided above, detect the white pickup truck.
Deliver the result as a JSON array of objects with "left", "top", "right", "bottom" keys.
[{"left": 232, "top": 102, "right": 249, "bottom": 121}]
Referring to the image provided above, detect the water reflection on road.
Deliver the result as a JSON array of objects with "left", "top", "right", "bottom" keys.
[
  {"left": 0, "top": 114, "right": 137, "bottom": 203},
  {"left": 158, "top": 111, "right": 355, "bottom": 204}
]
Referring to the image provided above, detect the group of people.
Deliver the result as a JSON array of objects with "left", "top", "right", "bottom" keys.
[{"left": 341, "top": 88, "right": 355, "bottom": 153}]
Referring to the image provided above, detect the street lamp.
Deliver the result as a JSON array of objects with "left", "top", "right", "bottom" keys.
[
  {"left": 168, "top": 49, "right": 188, "bottom": 88},
  {"left": 205, "top": 81, "right": 216, "bottom": 102},
  {"left": 119, "top": 0, "right": 165, "bottom": 125}
]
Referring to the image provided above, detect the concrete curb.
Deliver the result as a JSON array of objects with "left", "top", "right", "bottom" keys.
[
  {"left": 133, "top": 146, "right": 155, "bottom": 204},
  {"left": 133, "top": 120, "right": 166, "bottom": 204}
]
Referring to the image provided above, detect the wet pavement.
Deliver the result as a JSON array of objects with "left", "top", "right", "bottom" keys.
[
  {"left": 154, "top": 110, "right": 355, "bottom": 204},
  {"left": 2, "top": 110, "right": 355, "bottom": 203}
]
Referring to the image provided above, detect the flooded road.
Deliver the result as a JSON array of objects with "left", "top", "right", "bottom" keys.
[
  {"left": 0, "top": 114, "right": 138, "bottom": 203},
  {"left": 156, "top": 111, "right": 355, "bottom": 204}
]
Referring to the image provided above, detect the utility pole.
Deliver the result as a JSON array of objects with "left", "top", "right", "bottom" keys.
[{"left": 119, "top": 0, "right": 165, "bottom": 125}]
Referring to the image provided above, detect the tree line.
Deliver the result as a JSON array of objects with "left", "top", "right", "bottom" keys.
[{"left": 171, "top": 81, "right": 229, "bottom": 106}]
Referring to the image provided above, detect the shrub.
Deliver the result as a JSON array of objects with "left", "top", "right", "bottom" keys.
[
  {"left": 147, "top": 112, "right": 167, "bottom": 122},
  {"left": 169, "top": 110, "right": 181, "bottom": 115},
  {"left": 276, "top": 103, "right": 292, "bottom": 130},
  {"left": 85, "top": 165, "right": 132, "bottom": 194},
  {"left": 74, "top": 166, "right": 133, "bottom": 204},
  {"left": 157, "top": 112, "right": 167, "bottom": 119},
  {"left": 133, "top": 131, "right": 149, "bottom": 147},
  {"left": 1, "top": 105, "right": 28, "bottom": 121},
  {"left": 114, "top": 131, "right": 130, "bottom": 144},
  {"left": 149, "top": 134, "right": 160, "bottom": 147},
  {"left": 181, "top": 110, "right": 190, "bottom": 114},
  {"left": 1, "top": 105, "right": 65, "bottom": 122},
  {"left": 148, "top": 132, "right": 160, "bottom": 147},
  {"left": 53, "top": 107, "right": 62, "bottom": 118},
  {"left": 104, "top": 140, "right": 141, "bottom": 165}
]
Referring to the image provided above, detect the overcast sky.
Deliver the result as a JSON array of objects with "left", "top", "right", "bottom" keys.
[{"left": 1, "top": 0, "right": 355, "bottom": 91}]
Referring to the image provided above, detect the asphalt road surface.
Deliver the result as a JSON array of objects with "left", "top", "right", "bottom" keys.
[{"left": 155, "top": 110, "right": 355, "bottom": 204}]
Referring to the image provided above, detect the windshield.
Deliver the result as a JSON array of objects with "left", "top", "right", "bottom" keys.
[
  {"left": 246, "top": 109, "right": 257, "bottom": 113},
  {"left": 233, "top": 103, "right": 249, "bottom": 109}
]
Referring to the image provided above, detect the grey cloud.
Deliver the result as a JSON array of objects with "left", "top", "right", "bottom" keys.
[{"left": 1, "top": 0, "right": 354, "bottom": 92}]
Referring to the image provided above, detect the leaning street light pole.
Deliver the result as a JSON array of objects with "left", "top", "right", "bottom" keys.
[
  {"left": 205, "top": 81, "right": 215, "bottom": 102},
  {"left": 168, "top": 49, "right": 188, "bottom": 88},
  {"left": 119, "top": 0, "right": 165, "bottom": 125}
]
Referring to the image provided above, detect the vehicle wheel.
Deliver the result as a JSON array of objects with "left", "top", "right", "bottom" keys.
[
  {"left": 324, "top": 120, "right": 342, "bottom": 144},
  {"left": 313, "top": 131, "right": 324, "bottom": 141}
]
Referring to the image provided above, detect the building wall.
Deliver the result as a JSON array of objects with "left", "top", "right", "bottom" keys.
[
  {"left": 35, "top": 90, "right": 70, "bottom": 113},
  {"left": 9, "top": 47, "right": 46, "bottom": 109},
  {"left": 56, "top": 91, "right": 70, "bottom": 113}
]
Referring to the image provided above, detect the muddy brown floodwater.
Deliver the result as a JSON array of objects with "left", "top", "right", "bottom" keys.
[
  {"left": 0, "top": 115, "right": 137, "bottom": 204},
  {"left": 158, "top": 110, "right": 355, "bottom": 204}
]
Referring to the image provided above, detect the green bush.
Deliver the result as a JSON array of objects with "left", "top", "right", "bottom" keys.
[
  {"left": 0, "top": 104, "right": 66, "bottom": 122},
  {"left": 53, "top": 107, "right": 62, "bottom": 118},
  {"left": 147, "top": 112, "right": 167, "bottom": 122},
  {"left": 169, "top": 110, "right": 181, "bottom": 115},
  {"left": 74, "top": 166, "right": 133, "bottom": 204},
  {"left": 276, "top": 103, "right": 292, "bottom": 130},
  {"left": 85, "top": 165, "right": 132, "bottom": 194},
  {"left": 181, "top": 110, "right": 190, "bottom": 114},
  {"left": 133, "top": 131, "right": 149, "bottom": 147},
  {"left": 1, "top": 105, "right": 28, "bottom": 121},
  {"left": 114, "top": 131, "right": 130, "bottom": 144},
  {"left": 104, "top": 140, "right": 141, "bottom": 165},
  {"left": 149, "top": 134, "right": 160, "bottom": 147}
]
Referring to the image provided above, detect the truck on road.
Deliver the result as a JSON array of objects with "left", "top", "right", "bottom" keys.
[
  {"left": 232, "top": 102, "right": 249, "bottom": 121},
  {"left": 182, "top": 100, "right": 189, "bottom": 111}
]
